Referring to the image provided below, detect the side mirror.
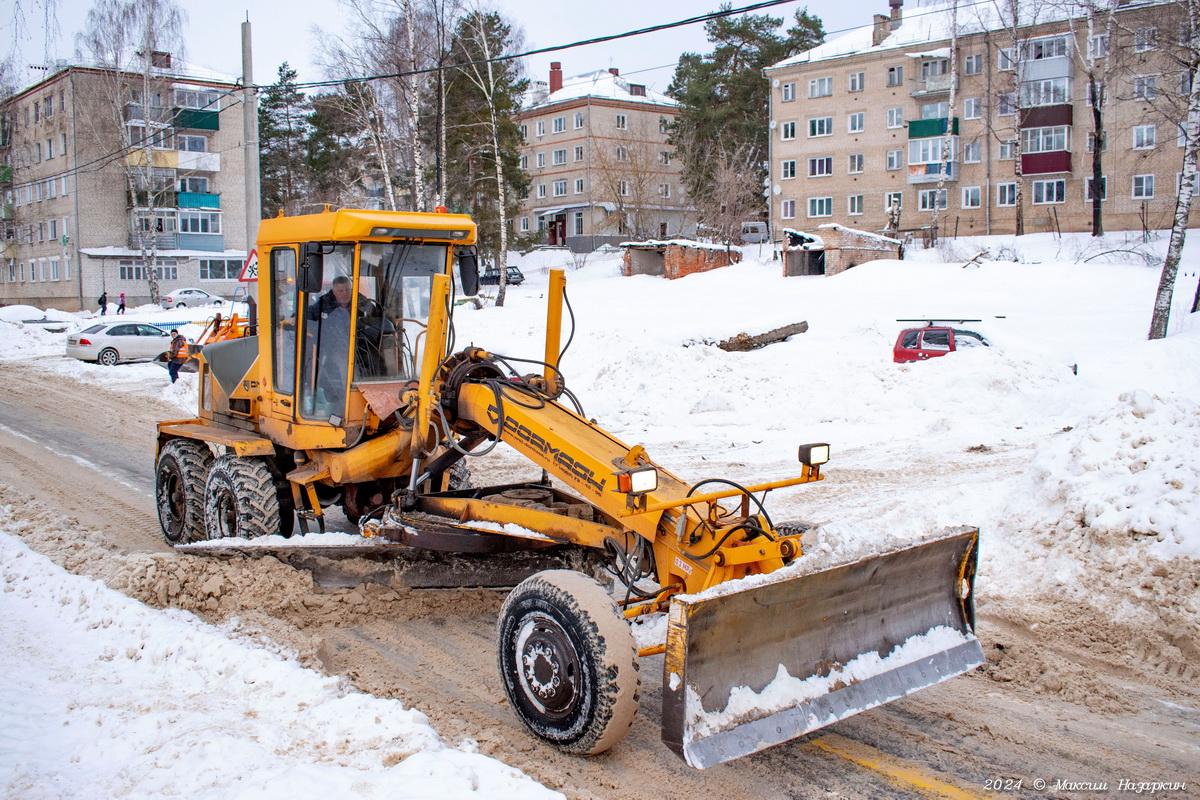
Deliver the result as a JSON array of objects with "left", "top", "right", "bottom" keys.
[
  {"left": 458, "top": 250, "right": 480, "bottom": 296},
  {"left": 299, "top": 242, "right": 325, "bottom": 293}
]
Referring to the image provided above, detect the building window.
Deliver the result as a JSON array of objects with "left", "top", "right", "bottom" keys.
[
  {"left": 536, "top": 120, "right": 545, "bottom": 136},
  {"left": 1132, "top": 174, "right": 1155, "bottom": 199},
  {"left": 848, "top": 194, "right": 864, "bottom": 215},
  {"left": 536, "top": 152, "right": 545, "bottom": 168},
  {"left": 781, "top": 121, "right": 796, "bottom": 140},
  {"left": 1086, "top": 81, "right": 1106, "bottom": 107},
  {"left": 1090, "top": 34, "right": 1109, "bottom": 58},
  {"left": 808, "top": 77, "right": 832, "bottom": 97},
  {"left": 997, "top": 183, "right": 1017, "bottom": 206},
  {"left": 847, "top": 112, "right": 864, "bottom": 133},
  {"left": 920, "top": 59, "right": 949, "bottom": 81},
  {"left": 618, "top": 180, "right": 629, "bottom": 196},
  {"left": 573, "top": 111, "right": 584, "bottom": 129},
  {"left": 807, "top": 197, "right": 832, "bottom": 217},
  {"left": 199, "top": 258, "right": 243, "bottom": 279},
  {"left": 178, "top": 134, "right": 207, "bottom": 152},
  {"left": 537, "top": 184, "right": 546, "bottom": 198},
  {"left": 918, "top": 188, "right": 948, "bottom": 211},
  {"left": 1134, "top": 124, "right": 1156, "bottom": 149},
  {"left": 574, "top": 212, "right": 584, "bottom": 236},
  {"left": 615, "top": 114, "right": 627, "bottom": 130},
  {"left": 1022, "top": 126, "right": 1069, "bottom": 153},
  {"left": 848, "top": 153, "right": 864, "bottom": 173},
  {"left": 963, "top": 97, "right": 981, "bottom": 119},
  {"left": 520, "top": 217, "right": 529, "bottom": 232},
  {"left": 809, "top": 116, "right": 833, "bottom": 137},
  {"left": 1134, "top": 76, "right": 1158, "bottom": 100},
  {"left": 179, "top": 210, "right": 221, "bottom": 233},
  {"left": 552, "top": 149, "right": 566, "bottom": 165},
  {"left": 551, "top": 116, "right": 564, "bottom": 133},
  {"left": 574, "top": 145, "right": 584, "bottom": 161},
  {"left": 1135, "top": 26, "right": 1158, "bottom": 52},
  {"left": 961, "top": 186, "right": 981, "bottom": 208},
  {"left": 574, "top": 178, "right": 585, "bottom": 194},
  {"left": 1085, "top": 176, "right": 1107, "bottom": 201},
  {"left": 808, "top": 157, "right": 832, "bottom": 177},
  {"left": 920, "top": 101, "right": 949, "bottom": 120},
  {"left": 614, "top": 146, "right": 627, "bottom": 162},
  {"left": 1021, "top": 78, "right": 1070, "bottom": 106},
  {"left": 885, "top": 191, "right": 903, "bottom": 210},
  {"left": 659, "top": 183, "right": 671, "bottom": 198},
  {"left": 887, "top": 107, "right": 904, "bottom": 129},
  {"left": 553, "top": 180, "right": 567, "bottom": 197},
  {"left": 659, "top": 150, "right": 672, "bottom": 165},
  {"left": 887, "top": 65, "right": 903, "bottom": 86},
  {"left": 849, "top": 71, "right": 864, "bottom": 92},
  {"left": 998, "top": 140, "right": 1016, "bottom": 160},
  {"left": 781, "top": 199, "right": 796, "bottom": 219},
  {"left": 964, "top": 53, "right": 983, "bottom": 75},
  {"left": 909, "top": 136, "right": 954, "bottom": 165},
  {"left": 886, "top": 149, "right": 903, "bottom": 170},
  {"left": 782, "top": 159, "right": 797, "bottom": 179},
  {"left": 781, "top": 82, "right": 795, "bottom": 102},
  {"left": 998, "top": 93, "right": 1017, "bottom": 116},
  {"left": 1087, "top": 131, "right": 1107, "bottom": 153},
  {"left": 1025, "top": 34, "right": 1068, "bottom": 61},
  {"left": 998, "top": 48, "right": 1015, "bottom": 71},
  {"left": 1032, "top": 179, "right": 1066, "bottom": 204},
  {"left": 963, "top": 140, "right": 981, "bottom": 163},
  {"left": 519, "top": 155, "right": 528, "bottom": 169},
  {"left": 179, "top": 176, "right": 209, "bottom": 193}
]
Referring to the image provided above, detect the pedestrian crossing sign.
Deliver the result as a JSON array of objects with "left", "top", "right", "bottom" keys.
[{"left": 239, "top": 250, "right": 258, "bottom": 283}]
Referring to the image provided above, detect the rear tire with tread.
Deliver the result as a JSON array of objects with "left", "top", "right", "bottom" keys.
[
  {"left": 203, "top": 456, "right": 281, "bottom": 540},
  {"left": 156, "top": 439, "right": 213, "bottom": 544},
  {"left": 98, "top": 348, "right": 119, "bottom": 366},
  {"left": 497, "top": 570, "right": 640, "bottom": 755}
]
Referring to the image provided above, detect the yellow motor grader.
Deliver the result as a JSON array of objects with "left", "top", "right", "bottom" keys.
[{"left": 155, "top": 208, "right": 983, "bottom": 768}]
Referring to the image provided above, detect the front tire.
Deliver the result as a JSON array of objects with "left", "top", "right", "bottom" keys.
[
  {"left": 497, "top": 570, "right": 640, "bottom": 755},
  {"left": 97, "top": 348, "right": 119, "bottom": 366},
  {"left": 203, "top": 456, "right": 282, "bottom": 540},
  {"left": 156, "top": 439, "right": 213, "bottom": 543}
]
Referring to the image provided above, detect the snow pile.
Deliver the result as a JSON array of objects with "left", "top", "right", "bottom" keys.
[
  {"left": 1027, "top": 391, "right": 1200, "bottom": 554},
  {"left": 0, "top": 530, "right": 561, "bottom": 800},
  {"left": 0, "top": 320, "right": 71, "bottom": 359}
]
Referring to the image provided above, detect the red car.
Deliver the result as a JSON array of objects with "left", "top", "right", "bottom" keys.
[{"left": 893, "top": 320, "right": 990, "bottom": 363}]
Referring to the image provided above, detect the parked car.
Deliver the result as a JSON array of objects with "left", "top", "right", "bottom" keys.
[
  {"left": 66, "top": 322, "right": 172, "bottom": 366},
  {"left": 740, "top": 221, "right": 769, "bottom": 244},
  {"left": 161, "top": 288, "right": 225, "bottom": 309},
  {"left": 479, "top": 265, "right": 525, "bottom": 286},
  {"left": 893, "top": 321, "right": 990, "bottom": 363}
]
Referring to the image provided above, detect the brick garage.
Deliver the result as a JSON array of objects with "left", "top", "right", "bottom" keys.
[
  {"left": 621, "top": 240, "right": 741, "bottom": 280},
  {"left": 782, "top": 224, "right": 901, "bottom": 277}
]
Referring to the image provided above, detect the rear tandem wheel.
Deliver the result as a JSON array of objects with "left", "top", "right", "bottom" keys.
[
  {"left": 497, "top": 570, "right": 640, "bottom": 755},
  {"left": 155, "top": 438, "right": 214, "bottom": 543},
  {"left": 203, "top": 455, "right": 283, "bottom": 540}
]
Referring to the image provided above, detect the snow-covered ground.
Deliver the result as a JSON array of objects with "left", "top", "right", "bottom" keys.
[{"left": 1, "top": 229, "right": 1198, "bottom": 796}]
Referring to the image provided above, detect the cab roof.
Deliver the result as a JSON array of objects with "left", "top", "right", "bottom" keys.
[{"left": 257, "top": 208, "right": 477, "bottom": 246}]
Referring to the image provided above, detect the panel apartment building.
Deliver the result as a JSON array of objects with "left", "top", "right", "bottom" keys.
[
  {"left": 514, "top": 64, "right": 696, "bottom": 251},
  {"left": 1, "top": 53, "right": 247, "bottom": 311},
  {"left": 764, "top": 0, "right": 1199, "bottom": 240}
]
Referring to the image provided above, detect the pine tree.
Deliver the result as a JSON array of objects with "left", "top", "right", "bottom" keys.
[
  {"left": 668, "top": 5, "right": 824, "bottom": 229},
  {"left": 258, "top": 63, "right": 313, "bottom": 216}
]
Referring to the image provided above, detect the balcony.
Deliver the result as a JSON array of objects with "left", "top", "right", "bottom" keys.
[
  {"left": 1020, "top": 104, "right": 1073, "bottom": 129},
  {"left": 1, "top": 203, "right": 12, "bottom": 220},
  {"left": 177, "top": 150, "right": 220, "bottom": 172},
  {"left": 908, "top": 117, "right": 959, "bottom": 139},
  {"left": 128, "top": 232, "right": 178, "bottom": 250},
  {"left": 0, "top": 165, "right": 12, "bottom": 183},
  {"left": 908, "top": 162, "right": 958, "bottom": 184},
  {"left": 123, "top": 103, "right": 174, "bottom": 124},
  {"left": 126, "top": 190, "right": 178, "bottom": 208},
  {"left": 173, "top": 107, "right": 220, "bottom": 131},
  {"left": 178, "top": 191, "right": 220, "bottom": 209},
  {"left": 911, "top": 74, "right": 957, "bottom": 97},
  {"left": 1022, "top": 151, "right": 1071, "bottom": 175},
  {"left": 1024, "top": 56, "right": 1073, "bottom": 82}
]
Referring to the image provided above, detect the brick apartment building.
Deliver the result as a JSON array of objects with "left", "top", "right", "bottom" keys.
[
  {"left": 514, "top": 64, "right": 696, "bottom": 251},
  {"left": 764, "top": 0, "right": 1199, "bottom": 241},
  {"left": 1, "top": 54, "right": 247, "bottom": 311}
]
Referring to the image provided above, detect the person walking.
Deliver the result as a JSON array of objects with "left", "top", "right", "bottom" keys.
[
  {"left": 117, "top": 293, "right": 126, "bottom": 314},
  {"left": 98, "top": 291, "right": 108, "bottom": 316},
  {"left": 167, "top": 329, "right": 189, "bottom": 384}
]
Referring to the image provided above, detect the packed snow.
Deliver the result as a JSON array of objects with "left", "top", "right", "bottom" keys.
[{"left": 2, "top": 228, "right": 1198, "bottom": 795}]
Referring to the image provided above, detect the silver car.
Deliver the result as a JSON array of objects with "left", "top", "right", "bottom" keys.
[
  {"left": 66, "top": 322, "right": 172, "bottom": 366},
  {"left": 161, "top": 288, "right": 225, "bottom": 309}
]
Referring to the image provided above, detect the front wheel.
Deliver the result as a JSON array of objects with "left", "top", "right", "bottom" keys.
[
  {"left": 175, "top": 302, "right": 186, "bottom": 308},
  {"left": 203, "top": 456, "right": 282, "bottom": 540},
  {"left": 97, "top": 348, "right": 119, "bottom": 366},
  {"left": 156, "top": 439, "right": 213, "bottom": 543},
  {"left": 497, "top": 570, "right": 640, "bottom": 755}
]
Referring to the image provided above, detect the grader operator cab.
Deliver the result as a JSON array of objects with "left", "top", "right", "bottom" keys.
[{"left": 155, "top": 208, "right": 983, "bottom": 768}]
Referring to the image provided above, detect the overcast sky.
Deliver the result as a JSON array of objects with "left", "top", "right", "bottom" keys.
[{"left": 7, "top": 0, "right": 866, "bottom": 95}]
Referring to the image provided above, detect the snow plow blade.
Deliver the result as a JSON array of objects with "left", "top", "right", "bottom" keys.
[{"left": 661, "top": 528, "right": 982, "bottom": 768}]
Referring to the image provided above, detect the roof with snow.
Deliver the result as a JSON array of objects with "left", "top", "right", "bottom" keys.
[
  {"left": 524, "top": 69, "right": 677, "bottom": 111},
  {"left": 81, "top": 247, "right": 248, "bottom": 260},
  {"left": 767, "top": 0, "right": 1170, "bottom": 69}
]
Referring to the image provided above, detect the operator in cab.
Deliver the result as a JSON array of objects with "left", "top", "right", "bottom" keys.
[{"left": 304, "top": 274, "right": 388, "bottom": 417}]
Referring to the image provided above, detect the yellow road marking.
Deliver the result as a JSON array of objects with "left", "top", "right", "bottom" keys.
[{"left": 811, "top": 732, "right": 1001, "bottom": 800}]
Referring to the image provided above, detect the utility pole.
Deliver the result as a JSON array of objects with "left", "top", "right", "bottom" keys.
[{"left": 242, "top": 20, "right": 261, "bottom": 260}]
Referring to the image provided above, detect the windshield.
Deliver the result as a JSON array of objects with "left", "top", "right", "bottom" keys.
[{"left": 358, "top": 242, "right": 448, "bottom": 382}]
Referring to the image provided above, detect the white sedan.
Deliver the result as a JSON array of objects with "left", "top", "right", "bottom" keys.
[
  {"left": 161, "top": 288, "right": 225, "bottom": 309},
  {"left": 66, "top": 322, "right": 172, "bottom": 366}
]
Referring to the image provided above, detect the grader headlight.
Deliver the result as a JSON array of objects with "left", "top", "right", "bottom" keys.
[
  {"left": 617, "top": 466, "right": 658, "bottom": 495},
  {"left": 798, "top": 443, "right": 830, "bottom": 467}
]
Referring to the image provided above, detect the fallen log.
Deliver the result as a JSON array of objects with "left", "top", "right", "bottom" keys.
[{"left": 716, "top": 321, "right": 809, "bottom": 352}]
